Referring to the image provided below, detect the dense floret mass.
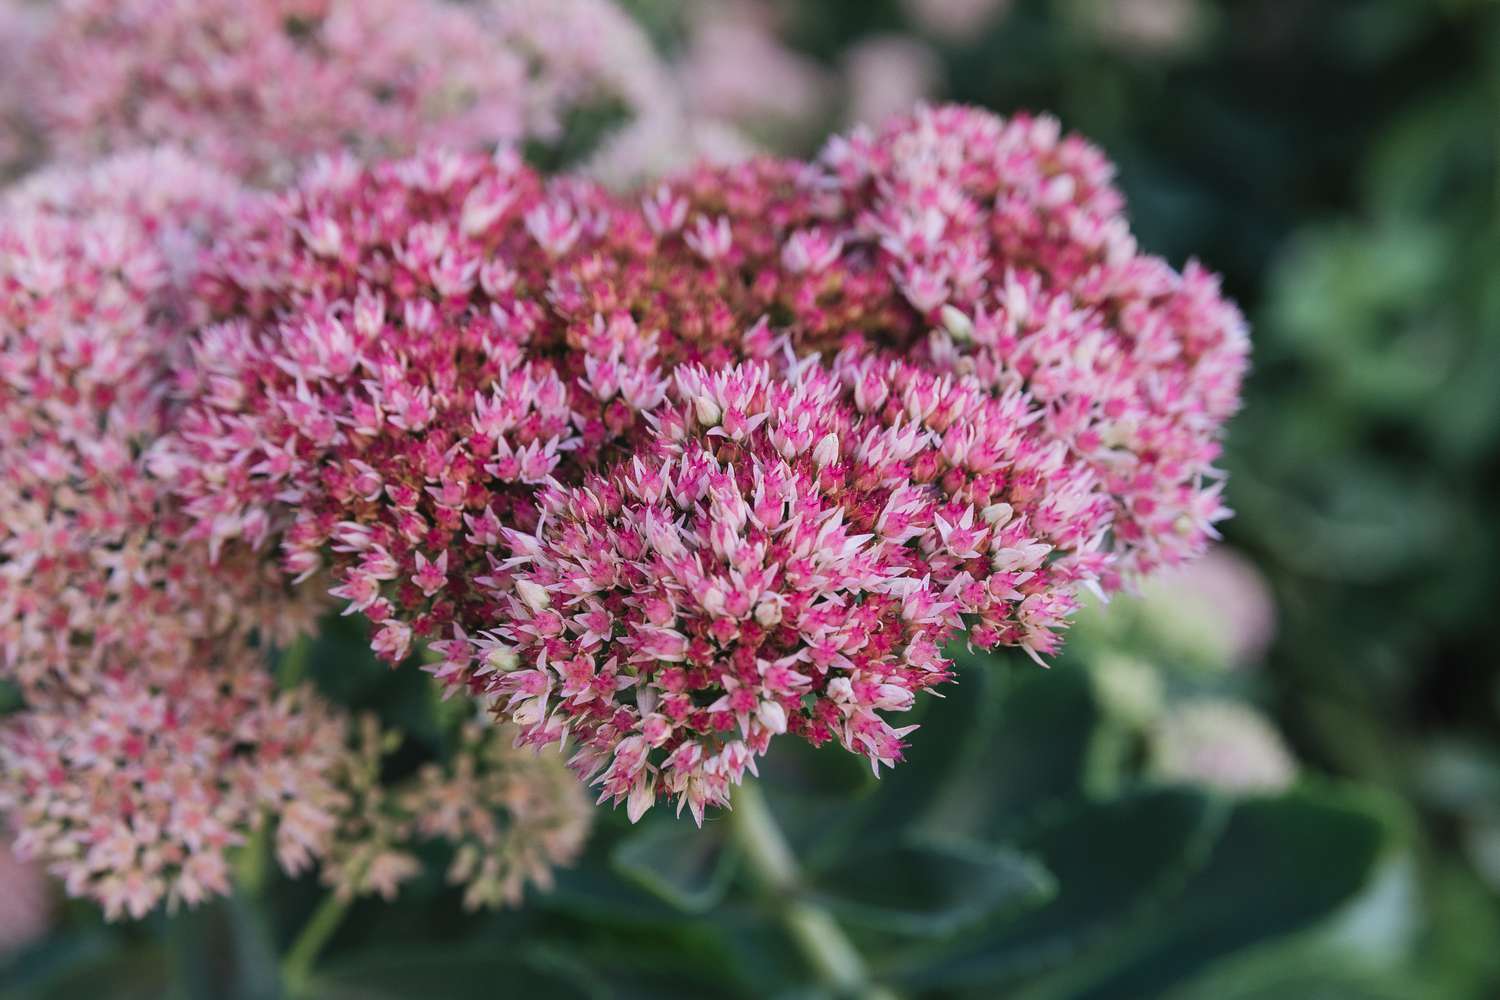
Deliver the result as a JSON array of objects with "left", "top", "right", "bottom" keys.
[
  {"left": 0, "top": 156, "right": 314, "bottom": 696},
  {"left": 0, "top": 650, "right": 349, "bottom": 920},
  {"left": 12, "top": 0, "right": 717, "bottom": 185},
  {"left": 480, "top": 356, "right": 1113, "bottom": 820},
  {"left": 156, "top": 104, "right": 1247, "bottom": 819},
  {"left": 0, "top": 154, "right": 592, "bottom": 918}
]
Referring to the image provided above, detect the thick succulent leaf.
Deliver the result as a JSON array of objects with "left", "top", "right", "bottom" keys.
[
  {"left": 814, "top": 650, "right": 1100, "bottom": 871},
  {"left": 918, "top": 653, "right": 1104, "bottom": 842},
  {"left": 805, "top": 836, "right": 1054, "bottom": 938},
  {"left": 611, "top": 817, "right": 739, "bottom": 914},
  {"left": 891, "top": 786, "right": 1227, "bottom": 988},
  {"left": 311, "top": 949, "right": 594, "bottom": 1000},
  {"left": 1062, "top": 787, "right": 1397, "bottom": 999}
]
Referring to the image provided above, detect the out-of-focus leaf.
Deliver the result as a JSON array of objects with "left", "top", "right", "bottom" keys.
[
  {"left": 612, "top": 816, "right": 738, "bottom": 913},
  {"left": 1160, "top": 949, "right": 1425, "bottom": 1000},
  {"left": 311, "top": 948, "right": 594, "bottom": 1000},
  {"left": 805, "top": 837, "right": 1054, "bottom": 938},
  {"left": 0, "top": 939, "right": 169, "bottom": 1000},
  {"left": 892, "top": 787, "right": 1226, "bottom": 988},
  {"left": 920, "top": 654, "right": 1103, "bottom": 842},
  {"left": 1064, "top": 787, "right": 1397, "bottom": 999},
  {"left": 165, "top": 894, "right": 280, "bottom": 1000}
]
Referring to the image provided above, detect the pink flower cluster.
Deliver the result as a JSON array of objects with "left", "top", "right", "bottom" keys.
[
  {"left": 159, "top": 104, "right": 1247, "bottom": 821},
  {"left": 0, "top": 152, "right": 312, "bottom": 697},
  {"left": 0, "top": 152, "right": 589, "bottom": 918},
  {"left": 0, "top": 650, "right": 348, "bottom": 920},
  {"left": 482, "top": 355, "right": 1108, "bottom": 820},
  {"left": 12, "top": 0, "right": 686, "bottom": 184},
  {"left": 819, "top": 106, "right": 1245, "bottom": 580}
]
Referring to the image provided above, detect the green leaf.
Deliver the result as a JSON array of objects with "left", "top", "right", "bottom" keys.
[
  {"left": 805, "top": 836, "right": 1054, "bottom": 938},
  {"left": 1160, "top": 946, "right": 1423, "bottom": 1000},
  {"left": 311, "top": 948, "right": 594, "bottom": 1000},
  {"left": 920, "top": 654, "right": 1104, "bottom": 842},
  {"left": 0, "top": 939, "right": 170, "bottom": 1000},
  {"left": 1065, "top": 787, "right": 1397, "bottom": 1000},
  {"left": 894, "top": 787, "right": 1227, "bottom": 988},
  {"left": 611, "top": 816, "right": 739, "bottom": 913}
]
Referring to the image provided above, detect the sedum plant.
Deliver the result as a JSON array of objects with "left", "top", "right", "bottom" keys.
[{"left": 0, "top": 2, "right": 1408, "bottom": 997}]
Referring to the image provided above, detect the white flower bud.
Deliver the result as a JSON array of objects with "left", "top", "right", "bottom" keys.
[
  {"left": 940, "top": 304, "right": 974, "bottom": 342},
  {"left": 627, "top": 776, "right": 656, "bottom": 823},
  {"left": 694, "top": 396, "right": 722, "bottom": 427},
  {"left": 981, "top": 502, "right": 1014, "bottom": 526},
  {"left": 756, "top": 700, "right": 788, "bottom": 734},
  {"left": 484, "top": 644, "right": 519, "bottom": 672},
  {"left": 515, "top": 579, "right": 551, "bottom": 612},
  {"left": 812, "top": 432, "right": 840, "bottom": 468}
]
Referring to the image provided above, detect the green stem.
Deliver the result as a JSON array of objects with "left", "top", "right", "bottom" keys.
[
  {"left": 277, "top": 635, "right": 314, "bottom": 689},
  {"left": 729, "top": 781, "right": 899, "bottom": 1000},
  {"left": 280, "top": 891, "right": 350, "bottom": 998},
  {"left": 231, "top": 823, "right": 269, "bottom": 897}
]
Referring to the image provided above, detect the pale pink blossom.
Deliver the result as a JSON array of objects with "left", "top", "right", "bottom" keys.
[
  {"left": 841, "top": 36, "right": 942, "bottom": 128},
  {"left": 0, "top": 156, "right": 315, "bottom": 697},
  {"left": 676, "top": 1, "right": 832, "bottom": 128},
  {"left": 1152, "top": 699, "right": 1296, "bottom": 793},
  {"left": 20, "top": 0, "right": 679, "bottom": 184},
  {"left": 1136, "top": 545, "right": 1277, "bottom": 665},
  {"left": 1092, "top": 0, "right": 1205, "bottom": 57},
  {"left": 0, "top": 0, "right": 42, "bottom": 179},
  {"left": 402, "top": 720, "right": 591, "bottom": 909},
  {"left": 900, "top": 0, "right": 1013, "bottom": 41},
  {"left": 0, "top": 652, "right": 350, "bottom": 920}
]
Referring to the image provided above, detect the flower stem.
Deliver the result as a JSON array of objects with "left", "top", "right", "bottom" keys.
[
  {"left": 280, "top": 891, "right": 349, "bottom": 998},
  {"left": 729, "top": 781, "right": 899, "bottom": 1000}
]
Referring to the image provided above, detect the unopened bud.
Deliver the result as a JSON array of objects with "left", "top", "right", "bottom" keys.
[
  {"left": 981, "top": 502, "right": 1014, "bottom": 526},
  {"left": 515, "top": 579, "right": 551, "bottom": 612},
  {"left": 694, "top": 396, "right": 722, "bottom": 427},
  {"left": 754, "top": 599, "right": 783, "bottom": 627},
  {"left": 484, "top": 645, "right": 519, "bottom": 672},
  {"left": 940, "top": 304, "right": 974, "bottom": 342},
  {"left": 812, "top": 432, "right": 840, "bottom": 467}
]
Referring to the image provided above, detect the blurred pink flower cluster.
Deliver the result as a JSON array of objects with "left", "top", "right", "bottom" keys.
[
  {"left": 4, "top": 0, "right": 731, "bottom": 186},
  {"left": 154, "top": 105, "right": 1246, "bottom": 822},
  {"left": 0, "top": 151, "right": 587, "bottom": 919}
]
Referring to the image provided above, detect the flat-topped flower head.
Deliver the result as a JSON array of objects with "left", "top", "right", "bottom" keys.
[
  {"left": 159, "top": 147, "right": 876, "bottom": 669},
  {"left": 158, "top": 105, "right": 1247, "bottom": 823}
]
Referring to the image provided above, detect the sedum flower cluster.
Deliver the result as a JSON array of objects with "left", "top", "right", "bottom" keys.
[
  {"left": 156, "top": 104, "right": 1247, "bottom": 823},
  {"left": 8, "top": 0, "right": 730, "bottom": 186},
  {"left": 0, "top": 152, "right": 588, "bottom": 919}
]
